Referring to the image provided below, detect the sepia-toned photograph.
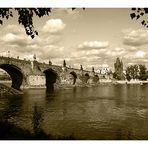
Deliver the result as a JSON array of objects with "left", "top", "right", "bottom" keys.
[{"left": 0, "top": 8, "right": 148, "bottom": 140}]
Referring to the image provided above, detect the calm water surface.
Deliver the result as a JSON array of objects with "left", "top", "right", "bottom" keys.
[{"left": 0, "top": 84, "right": 148, "bottom": 139}]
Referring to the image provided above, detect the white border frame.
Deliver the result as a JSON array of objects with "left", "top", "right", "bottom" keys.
[{"left": 0, "top": 0, "right": 148, "bottom": 7}]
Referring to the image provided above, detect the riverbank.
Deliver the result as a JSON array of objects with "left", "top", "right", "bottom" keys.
[
  {"left": 1, "top": 79, "right": 148, "bottom": 95},
  {"left": 0, "top": 119, "right": 75, "bottom": 140},
  {"left": 113, "top": 80, "right": 148, "bottom": 84},
  {"left": 0, "top": 83, "right": 23, "bottom": 96},
  {"left": 21, "top": 80, "right": 148, "bottom": 90}
]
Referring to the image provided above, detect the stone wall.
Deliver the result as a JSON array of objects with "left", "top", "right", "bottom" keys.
[
  {"left": 27, "top": 75, "right": 46, "bottom": 86},
  {"left": 0, "top": 56, "right": 101, "bottom": 89}
]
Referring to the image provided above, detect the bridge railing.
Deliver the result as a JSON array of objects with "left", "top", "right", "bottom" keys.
[
  {"left": 0, "top": 55, "right": 98, "bottom": 74},
  {"left": 0, "top": 55, "right": 31, "bottom": 64}
]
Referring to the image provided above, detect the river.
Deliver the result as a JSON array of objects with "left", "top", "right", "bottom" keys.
[{"left": 0, "top": 84, "right": 148, "bottom": 140}]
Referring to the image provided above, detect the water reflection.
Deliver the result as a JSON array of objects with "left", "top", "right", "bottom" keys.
[
  {"left": 46, "top": 85, "right": 54, "bottom": 94},
  {"left": 0, "top": 84, "right": 148, "bottom": 139},
  {"left": 32, "top": 103, "right": 43, "bottom": 134},
  {"left": 0, "top": 95, "right": 23, "bottom": 121}
]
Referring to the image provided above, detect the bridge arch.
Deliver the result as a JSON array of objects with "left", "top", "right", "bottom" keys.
[
  {"left": 93, "top": 75, "right": 99, "bottom": 83},
  {"left": 70, "top": 71, "right": 77, "bottom": 85},
  {"left": 84, "top": 73, "right": 90, "bottom": 83},
  {"left": 0, "top": 64, "right": 24, "bottom": 90},
  {"left": 43, "top": 68, "right": 58, "bottom": 92}
]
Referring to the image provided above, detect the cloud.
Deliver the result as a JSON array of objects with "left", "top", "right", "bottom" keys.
[
  {"left": 78, "top": 41, "right": 109, "bottom": 50},
  {"left": 71, "top": 48, "right": 107, "bottom": 58},
  {"left": 123, "top": 50, "right": 147, "bottom": 66},
  {"left": 4, "top": 25, "right": 24, "bottom": 35},
  {"left": 105, "top": 47, "right": 126, "bottom": 57},
  {"left": 38, "top": 45, "right": 65, "bottom": 59},
  {"left": 42, "top": 19, "right": 66, "bottom": 33},
  {"left": 0, "top": 24, "right": 66, "bottom": 63},
  {"left": 123, "top": 29, "right": 148, "bottom": 46},
  {"left": 135, "top": 51, "right": 146, "bottom": 58},
  {"left": 2, "top": 33, "right": 31, "bottom": 47}
]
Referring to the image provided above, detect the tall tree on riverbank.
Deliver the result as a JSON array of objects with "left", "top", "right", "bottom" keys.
[
  {"left": 139, "top": 64, "right": 147, "bottom": 80},
  {"left": 113, "top": 57, "right": 125, "bottom": 80},
  {"left": 125, "top": 64, "right": 148, "bottom": 81},
  {"left": 125, "top": 65, "right": 139, "bottom": 81}
]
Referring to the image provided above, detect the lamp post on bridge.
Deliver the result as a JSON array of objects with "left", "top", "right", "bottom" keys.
[
  {"left": 62, "top": 59, "right": 67, "bottom": 72},
  {"left": 80, "top": 65, "right": 84, "bottom": 75}
]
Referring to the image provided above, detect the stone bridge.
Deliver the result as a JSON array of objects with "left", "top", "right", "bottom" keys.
[{"left": 0, "top": 56, "right": 99, "bottom": 90}]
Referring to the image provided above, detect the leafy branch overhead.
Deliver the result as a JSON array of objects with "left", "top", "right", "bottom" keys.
[
  {"left": 130, "top": 8, "right": 148, "bottom": 28},
  {"left": 0, "top": 8, "right": 85, "bottom": 39},
  {"left": 0, "top": 8, "right": 51, "bottom": 38}
]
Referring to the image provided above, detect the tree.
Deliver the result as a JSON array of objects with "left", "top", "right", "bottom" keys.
[
  {"left": 0, "top": 8, "right": 85, "bottom": 39},
  {"left": 114, "top": 57, "right": 124, "bottom": 80},
  {"left": 125, "top": 64, "right": 148, "bottom": 81},
  {"left": 126, "top": 66, "right": 132, "bottom": 81},
  {"left": 130, "top": 8, "right": 148, "bottom": 28},
  {"left": 138, "top": 64, "right": 147, "bottom": 80},
  {"left": 125, "top": 64, "right": 139, "bottom": 81},
  {"left": 0, "top": 8, "right": 52, "bottom": 38}
]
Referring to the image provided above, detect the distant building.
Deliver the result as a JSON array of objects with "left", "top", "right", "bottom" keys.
[{"left": 97, "top": 64, "right": 112, "bottom": 79}]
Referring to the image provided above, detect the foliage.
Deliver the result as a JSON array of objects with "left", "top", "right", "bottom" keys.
[
  {"left": 113, "top": 72, "right": 117, "bottom": 79},
  {"left": 114, "top": 57, "right": 124, "bottom": 80},
  {"left": 0, "top": 8, "right": 85, "bottom": 38},
  {"left": 113, "top": 72, "right": 125, "bottom": 80},
  {"left": 126, "top": 65, "right": 139, "bottom": 80},
  {"left": 130, "top": 8, "right": 148, "bottom": 28},
  {"left": 0, "top": 8, "right": 51, "bottom": 38},
  {"left": 125, "top": 64, "right": 148, "bottom": 81},
  {"left": 138, "top": 64, "right": 147, "bottom": 80}
]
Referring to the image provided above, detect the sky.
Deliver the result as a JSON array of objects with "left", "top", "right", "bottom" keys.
[{"left": 0, "top": 8, "right": 148, "bottom": 71}]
